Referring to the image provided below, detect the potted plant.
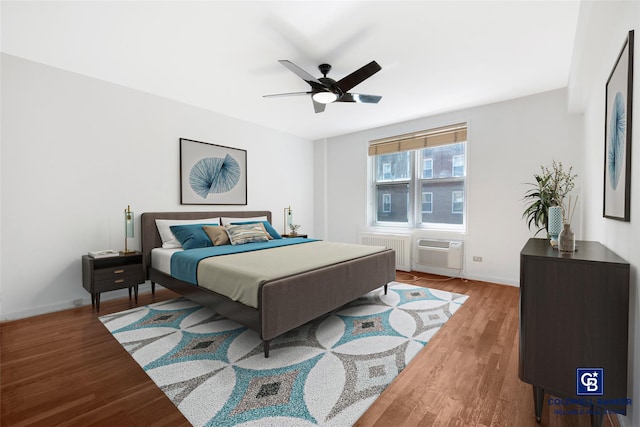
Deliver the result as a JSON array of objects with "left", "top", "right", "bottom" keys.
[
  {"left": 289, "top": 224, "right": 301, "bottom": 236},
  {"left": 522, "top": 160, "right": 577, "bottom": 236}
]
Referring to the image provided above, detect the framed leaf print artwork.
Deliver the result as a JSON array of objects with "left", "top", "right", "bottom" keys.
[
  {"left": 180, "top": 138, "right": 247, "bottom": 205},
  {"left": 604, "top": 30, "right": 634, "bottom": 221}
]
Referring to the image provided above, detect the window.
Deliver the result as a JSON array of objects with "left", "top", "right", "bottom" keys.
[
  {"left": 452, "top": 191, "right": 464, "bottom": 214},
  {"left": 422, "top": 158, "right": 433, "bottom": 179},
  {"left": 374, "top": 151, "right": 411, "bottom": 223},
  {"left": 452, "top": 155, "right": 464, "bottom": 177},
  {"left": 382, "top": 193, "right": 391, "bottom": 213},
  {"left": 376, "top": 152, "right": 410, "bottom": 182},
  {"left": 382, "top": 163, "right": 392, "bottom": 180},
  {"left": 369, "top": 123, "right": 467, "bottom": 228},
  {"left": 422, "top": 192, "right": 433, "bottom": 214}
]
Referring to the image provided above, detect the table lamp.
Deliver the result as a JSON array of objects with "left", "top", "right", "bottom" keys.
[
  {"left": 284, "top": 206, "right": 292, "bottom": 235},
  {"left": 123, "top": 205, "right": 135, "bottom": 254}
]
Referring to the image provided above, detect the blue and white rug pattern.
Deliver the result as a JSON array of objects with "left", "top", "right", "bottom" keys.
[{"left": 100, "top": 282, "right": 468, "bottom": 426}]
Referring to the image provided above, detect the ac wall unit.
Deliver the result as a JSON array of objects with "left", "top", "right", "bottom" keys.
[
  {"left": 358, "top": 232, "right": 411, "bottom": 271},
  {"left": 415, "top": 239, "right": 463, "bottom": 270}
]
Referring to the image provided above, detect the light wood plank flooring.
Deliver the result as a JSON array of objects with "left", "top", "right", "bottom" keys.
[{"left": 1, "top": 272, "right": 620, "bottom": 426}]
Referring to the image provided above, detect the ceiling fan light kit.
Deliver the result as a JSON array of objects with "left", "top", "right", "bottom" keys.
[
  {"left": 312, "top": 91, "right": 338, "bottom": 104},
  {"left": 264, "top": 60, "right": 382, "bottom": 113}
]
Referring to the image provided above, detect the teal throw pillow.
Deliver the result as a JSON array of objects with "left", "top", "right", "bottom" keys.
[{"left": 169, "top": 223, "right": 217, "bottom": 250}]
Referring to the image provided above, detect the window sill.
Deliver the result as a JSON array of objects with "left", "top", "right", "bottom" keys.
[{"left": 367, "top": 225, "right": 466, "bottom": 238}]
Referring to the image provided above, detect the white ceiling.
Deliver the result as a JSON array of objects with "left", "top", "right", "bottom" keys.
[{"left": 1, "top": 1, "right": 581, "bottom": 140}]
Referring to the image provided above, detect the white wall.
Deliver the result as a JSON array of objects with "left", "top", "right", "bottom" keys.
[
  {"left": 0, "top": 54, "right": 314, "bottom": 320},
  {"left": 315, "top": 88, "right": 580, "bottom": 286},
  {"left": 569, "top": 2, "right": 639, "bottom": 426}
]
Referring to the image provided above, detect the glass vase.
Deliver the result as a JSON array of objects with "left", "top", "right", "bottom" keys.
[
  {"left": 558, "top": 223, "right": 575, "bottom": 254},
  {"left": 547, "top": 206, "right": 563, "bottom": 243}
]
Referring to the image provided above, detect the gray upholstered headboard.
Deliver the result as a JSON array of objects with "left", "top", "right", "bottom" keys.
[{"left": 140, "top": 211, "right": 272, "bottom": 277}]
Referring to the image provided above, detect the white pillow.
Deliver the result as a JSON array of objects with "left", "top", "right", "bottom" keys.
[
  {"left": 220, "top": 216, "right": 268, "bottom": 226},
  {"left": 155, "top": 217, "right": 220, "bottom": 248}
]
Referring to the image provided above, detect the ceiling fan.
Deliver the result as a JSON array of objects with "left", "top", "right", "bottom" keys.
[{"left": 263, "top": 60, "right": 382, "bottom": 113}]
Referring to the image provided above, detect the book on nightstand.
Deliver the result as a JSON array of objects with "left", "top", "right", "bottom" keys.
[{"left": 88, "top": 249, "right": 120, "bottom": 258}]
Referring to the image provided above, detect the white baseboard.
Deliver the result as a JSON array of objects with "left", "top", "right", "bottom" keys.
[
  {"left": 1, "top": 282, "right": 157, "bottom": 321},
  {"left": 408, "top": 267, "right": 518, "bottom": 287},
  {"left": 462, "top": 272, "right": 519, "bottom": 287}
]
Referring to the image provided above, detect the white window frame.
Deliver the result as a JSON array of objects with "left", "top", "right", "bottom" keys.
[{"left": 368, "top": 123, "right": 468, "bottom": 232}]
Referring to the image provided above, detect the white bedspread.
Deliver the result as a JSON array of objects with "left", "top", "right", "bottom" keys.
[{"left": 151, "top": 248, "right": 182, "bottom": 275}]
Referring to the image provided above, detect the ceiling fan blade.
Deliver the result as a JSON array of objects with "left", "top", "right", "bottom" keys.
[
  {"left": 278, "top": 60, "right": 325, "bottom": 88},
  {"left": 263, "top": 91, "right": 312, "bottom": 98},
  {"left": 337, "top": 93, "right": 382, "bottom": 103},
  {"left": 335, "top": 61, "right": 381, "bottom": 93},
  {"left": 313, "top": 100, "right": 326, "bottom": 113}
]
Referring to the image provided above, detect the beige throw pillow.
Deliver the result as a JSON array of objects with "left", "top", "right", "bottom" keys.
[{"left": 202, "top": 225, "right": 231, "bottom": 246}]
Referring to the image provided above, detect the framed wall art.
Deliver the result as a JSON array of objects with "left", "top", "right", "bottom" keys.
[
  {"left": 604, "top": 30, "right": 634, "bottom": 221},
  {"left": 180, "top": 138, "right": 247, "bottom": 205}
]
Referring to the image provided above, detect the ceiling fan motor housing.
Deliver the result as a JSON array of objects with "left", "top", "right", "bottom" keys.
[{"left": 318, "top": 77, "right": 342, "bottom": 98}]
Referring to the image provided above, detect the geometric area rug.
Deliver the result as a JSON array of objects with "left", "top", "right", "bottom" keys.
[{"left": 99, "top": 282, "right": 468, "bottom": 426}]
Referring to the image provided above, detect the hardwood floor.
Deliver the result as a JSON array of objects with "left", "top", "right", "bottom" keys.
[{"left": 1, "top": 272, "right": 620, "bottom": 427}]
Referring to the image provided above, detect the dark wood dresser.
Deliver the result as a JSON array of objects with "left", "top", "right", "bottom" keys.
[{"left": 519, "top": 238, "right": 629, "bottom": 426}]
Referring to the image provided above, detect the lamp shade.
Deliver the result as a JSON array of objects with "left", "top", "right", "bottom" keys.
[{"left": 125, "top": 206, "right": 134, "bottom": 238}]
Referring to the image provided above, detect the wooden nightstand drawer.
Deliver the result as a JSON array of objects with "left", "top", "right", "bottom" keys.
[
  {"left": 94, "top": 272, "right": 143, "bottom": 293},
  {"left": 94, "top": 266, "right": 142, "bottom": 282}
]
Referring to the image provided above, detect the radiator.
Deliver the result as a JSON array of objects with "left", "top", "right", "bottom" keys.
[
  {"left": 358, "top": 232, "right": 411, "bottom": 271},
  {"left": 415, "top": 239, "right": 463, "bottom": 270}
]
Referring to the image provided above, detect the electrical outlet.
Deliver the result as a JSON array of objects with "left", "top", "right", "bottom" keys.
[
  {"left": 473, "top": 256, "right": 483, "bottom": 262},
  {"left": 73, "top": 298, "right": 83, "bottom": 307}
]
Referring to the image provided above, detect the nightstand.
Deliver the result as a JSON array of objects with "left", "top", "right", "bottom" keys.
[
  {"left": 82, "top": 252, "right": 144, "bottom": 312},
  {"left": 282, "top": 234, "right": 308, "bottom": 238}
]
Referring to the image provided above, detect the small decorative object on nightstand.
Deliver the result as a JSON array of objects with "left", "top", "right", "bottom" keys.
[
  {"left": 288, "top": 223, "right": 301, "bottom": 235},
  {"left": 82, "top": 251, "right": 144, "bottom": 312}
]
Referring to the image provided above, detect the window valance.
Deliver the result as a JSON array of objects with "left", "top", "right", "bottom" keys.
[{"left": 368, "top": 123, "right": 467, "bottom": 156}]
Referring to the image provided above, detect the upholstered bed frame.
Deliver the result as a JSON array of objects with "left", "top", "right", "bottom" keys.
[{"left": 141, "top": 211, "right": 396, "bottom": 357}]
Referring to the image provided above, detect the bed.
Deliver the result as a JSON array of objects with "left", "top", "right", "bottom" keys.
[{"left": 141, "top": 211, "right": 396, "bottom": 357}]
